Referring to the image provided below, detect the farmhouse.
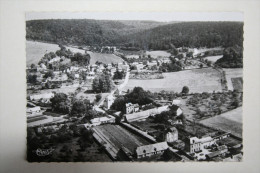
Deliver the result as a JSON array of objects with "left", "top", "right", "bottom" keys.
[{"left": 136, "top": 142, "right": 169, "bottom": 159}]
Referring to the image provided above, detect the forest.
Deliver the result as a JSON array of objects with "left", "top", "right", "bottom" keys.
[{"left": 26, "top": 20, "right": 243, "bottom": 50}]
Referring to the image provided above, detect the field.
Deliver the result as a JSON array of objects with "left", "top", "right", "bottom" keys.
[
  {"left": 124, "top": 68, "right": 222, "bottom": 93},
  {"left": 145, "top": 51, "right": 171, "bottom": 58},
  {"left": 223, "top": 68, "right": 243, "bottom": 91},
  {"left": 88, "top": 52, "right": 124, "bottom": 65},
  {"left": 26, "top": 41, "right": 60, "bottom": 66},
  {"left": 204, "top": 55, "right": 223, "bottom": 63},
  {"left": 200, "top": 107, "right": 242, "bottom": 138},
  {"left": 26, "top": 41, "right": 85, "bottom": 66},
  {"left": 93, "top": 124, "right": 150, "bottom": 153}
]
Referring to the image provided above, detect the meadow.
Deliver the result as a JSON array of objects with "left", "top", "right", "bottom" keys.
[
  {"left": 204, "top": 55, "right": 223, "bottom": 63},
  {"left": 124, "top": 68, "right": 222, "bottom": 93},
  {"left": 27, "top": 41, "right": 124, "bottom": 66},
  {"left": 200, "top": 107, "right": 242, "bottom": 138},
  {"left": 87, "top": 52, "right": 124, "bottom": 65},
  {"left": 26, "top": 40, "right": 60, "bottom": 66}
]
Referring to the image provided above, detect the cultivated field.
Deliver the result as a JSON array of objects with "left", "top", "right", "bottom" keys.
[
  {"left": 93, "top": 124, "right": 150, "bottom": 153},
  {"left": 125, "top": 68, "right": 222, "bottom": 93},
  {"left": 26, "top": 40, "right": 60, "bottom": 66},
  {"left": 200, "top": 107, "right": 242, "bottom": 138},
  {"left": 223, "top": 68, "right": 243, "bottom": 91},
  {"left": 88, "top": 52, "right": 124, "bottom": 65},
  {"left": 204, "top": 55, "right": 223, "bottom": 63},
  {"left": 145, "top": 50, "right": 171, "bottom": 58}
]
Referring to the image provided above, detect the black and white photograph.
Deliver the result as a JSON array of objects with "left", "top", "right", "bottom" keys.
[{"left": 25, "top": 12, "right": 244, "bottom": 162}]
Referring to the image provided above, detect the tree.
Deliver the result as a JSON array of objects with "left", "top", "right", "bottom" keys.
[
  {"left": 50, "top": 93, "right": 70, "bottom": 114},
  {"left": 27, "top": 74, "right": 37, "bottom": 84},
  {"left": 70, "top": 99, "right": 92, "bottom": 117},
  {"left": 95, "top": 94, "right": 102, "bottom": 102},
  {"left": 113, "top": 70, "right": 125, "bottom": 80},
  {"left": 207, "top": 60, "right": 212, "bottom": 67},
  {"left": 92, "top": 74, "right": 113, "bottom": 93},
  {"left": 44, "top": 70, "right": 55, "bottom": 79},
  {"left": 182, "top": 86, "right": 189, "bottom": 95},
  {"left": 30, "top": 63, "right": 36, "bottom": 69},
  {"left": 110, "top": 96, "right": 127, "bottom": 113}
]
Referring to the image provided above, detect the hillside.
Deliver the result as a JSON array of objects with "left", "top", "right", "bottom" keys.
[
  {"left": 26, "top": 19, "right": 164, "bottom": 46},
  {"left": 127, "top": 22, "right": 244, "bottom": 49},
  {"left": 26, "top": 20, "right": 243, "bottom": 50}
]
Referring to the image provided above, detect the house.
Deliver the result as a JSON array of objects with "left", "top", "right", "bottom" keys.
[
  {"left": 172, "top": 99, "right": 181, "bottom": 106},
  {"left": 90, "top": 115, "right": 115, "bottom": 126},
  {"left": 29, "top": 93, "right": 54, "bottom": 101},
  {"left": 168, "top": 119, "right": 183, "bottom": 125},
  {"left": 147, "top": 61, "right": 157, "bottom": 67},
  {"left": 86, "top": 71, "right": 95, "bottom": 80},
  {"left": 206, "top": 146, "right": 228, "bottom": 160},
  {"left": 125, "top": 105, "right": 169, "bottom": 122},
  {"left": 185, "top": 133, "right": 230, "bottom": 153},
  {"left": 74, "top": 74, "right": 80, "bottom": 79},
  {"left": 136, "top": 142, "right": 169, "bottom": 159},
  {"left": 70, "top": 66, "right": 79, "bottom": 72},
  {"left": 125, "top": 103, "right": 139, "bottom": 114},
  {"left": 49, "top": 57, "right": 61, "bottom": 64},
  {"left": 166, "top": 127, "right": 178, "bottom": 143},
  {"left": 104, "top": 95, "right": 115, "bottom": 109},
  {"left": 26, "top": 106, "right": 41, "bottom": 114},
  {"left": 185, "top": 136, "right": 215, "bottom": 153},
  {"left": 107, "top": 64, "right": 112, "bottom": 69}
]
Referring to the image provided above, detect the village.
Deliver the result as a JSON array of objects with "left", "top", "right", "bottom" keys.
[{"left": 26, "top": 42, "right": 243, "bottom": 162}]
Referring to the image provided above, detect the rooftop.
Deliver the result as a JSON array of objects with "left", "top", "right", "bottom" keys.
[{"left": 136, "top": 142, "right": 169, "bottom": 156}]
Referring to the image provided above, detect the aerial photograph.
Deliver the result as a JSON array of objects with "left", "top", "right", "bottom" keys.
[{"left": 26, "top": 12, "right": 243, "bottom": 162}]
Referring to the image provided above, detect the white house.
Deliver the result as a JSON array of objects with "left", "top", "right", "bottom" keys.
[
  {"left": 136, "top": 142, "right": 169, "bottom": 159},
  {"left": 125, "top": 103, "right": 139, "bottom": 114}
]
